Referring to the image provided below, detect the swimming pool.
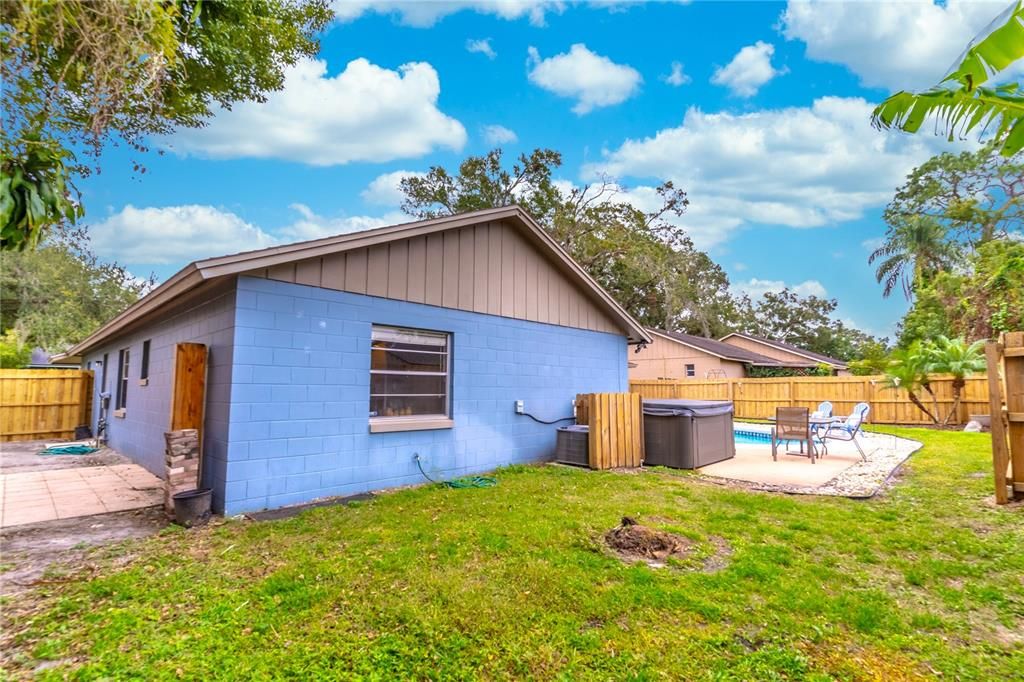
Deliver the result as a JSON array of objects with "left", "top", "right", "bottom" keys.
[{"left": 734, "top": 428, "right": 771, "bottom": 445}]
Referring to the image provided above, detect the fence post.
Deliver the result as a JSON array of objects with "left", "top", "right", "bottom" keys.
[
  {"left": 1003, "top": 332, "right": 1024, "bottom": 499},
  {"left": 986, "top": 341, "right": 1010, "bottom": 504}
]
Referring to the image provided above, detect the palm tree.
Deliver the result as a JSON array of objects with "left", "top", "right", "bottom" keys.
[
  {"left": 882, "top": 345, "right": 939, "bottom": 424},
  {"left": 925, "top": 336, "right": 988, "bottom": 425},
  {"left": 868, "top": 216, "right": 956, "bottom": 299},
  {"left": 872, "top": 1, "right": 1024, "bottom": 157}
]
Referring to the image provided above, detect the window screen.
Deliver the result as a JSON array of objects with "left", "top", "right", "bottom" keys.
[
  {"left": 116, "top": 348, "right": 130, "bottom": 410},
  {"left": 685, "top": 363, "right": 696, "bottom": 378},
  {"left": 370, "top": 326, "right": 449, "bottom": 419},
  {"left": 140, "top": 340, "right": 151, "bottom": 380}
]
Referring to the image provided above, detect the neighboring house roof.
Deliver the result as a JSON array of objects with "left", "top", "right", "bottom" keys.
[
  {"left": 647, "top": 328, "right": 786, "bottom": 366},
  {"left": 718, "top": 332, "right": 849, "bottom": 369},
  {"left": 61, "top": 206, "right": 651, "bottom": 358}
]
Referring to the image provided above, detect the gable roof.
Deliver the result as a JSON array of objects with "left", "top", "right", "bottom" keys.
[
  {"left": 62, "top": 206, "right": 651, "bottom": 357},
  {"left": 647, "top": 328, "right": 785, "bottom": 366},
  {"left": 718, "top": 332, "right": 849, "bottom": 368}
]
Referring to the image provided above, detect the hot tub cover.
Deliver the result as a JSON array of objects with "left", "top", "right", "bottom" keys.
[{"left": 642, "top": 399, "right": 734, "bottom": 418}]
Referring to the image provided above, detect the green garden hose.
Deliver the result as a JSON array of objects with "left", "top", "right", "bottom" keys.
[
  {"left": 40, "top": 445, "right": 98, "bottom": 456},
  {"left": 414, "top": 453, "right": 497, "bottom": 488}
]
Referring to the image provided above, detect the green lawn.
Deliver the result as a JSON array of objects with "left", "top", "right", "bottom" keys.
[{"left": 3, "top": 428, "right": 1023, "bottom": 680}]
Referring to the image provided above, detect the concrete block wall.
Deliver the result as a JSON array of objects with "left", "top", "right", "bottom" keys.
[
  {"left": 224, "top": 275, "right": 627, "bottom": 514},
  {"left": 83, "top": 285, "right": 236, "bottom": 504}
]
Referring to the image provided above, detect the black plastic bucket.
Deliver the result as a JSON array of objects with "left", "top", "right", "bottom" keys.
[{"left": 172, "top": 488, "right": 213, "bottom": 527}]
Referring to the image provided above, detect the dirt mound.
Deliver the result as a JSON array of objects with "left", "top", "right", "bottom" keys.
[{"left": 604, "top": 517, "right": 692, "bottom": 566}]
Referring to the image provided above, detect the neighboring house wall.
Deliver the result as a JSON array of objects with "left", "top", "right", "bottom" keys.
[
  {"left": 84, "top": 284, "right": 237, "bottom": 506},
  {"left": 254, "top": 219, "right": 621, "bottom": 335},
  {"left": 629, "top": 336, "right": 746, "bottom": 379},
  {"left": 721, "top": 336, "right": 818, "bottom": 366},
  {"left": 223, "top": 276, "right": 627, "bottom": 515}
]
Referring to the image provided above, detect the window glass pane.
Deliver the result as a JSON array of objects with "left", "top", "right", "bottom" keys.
[
  {"left": 140, "top": 340, "right": 150, "bottom": 380},
  {"left": 370, "top": 325, "right": 450, "bottom": 419},
  {"left": 371, "top": 395, "right": 447, "bottom": 418},
  {"left": 371, "top": 348, "right": 446, "bottom": 373},
  {"left": 370, "top": 373, "right": 446, "bottom": 397}
]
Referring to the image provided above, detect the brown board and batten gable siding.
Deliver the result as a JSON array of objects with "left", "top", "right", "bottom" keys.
[
  {"left": 59, "top": 206, "right": 649, "bottom": 361},
  {"left": 246, "top": 219, "right": 622, "bottom": 335}
]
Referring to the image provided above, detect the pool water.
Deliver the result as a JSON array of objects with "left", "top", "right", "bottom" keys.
[{"left": 734, "top": 429, "right": 771, "bottom": 445}]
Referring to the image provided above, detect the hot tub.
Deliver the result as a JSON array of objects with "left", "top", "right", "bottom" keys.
[{"left": 642, "top": 399, "right": 736, "bottom": 469}]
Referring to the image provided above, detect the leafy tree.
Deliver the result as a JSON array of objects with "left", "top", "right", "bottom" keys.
[
  {"left": 0, "top": 329, "right": 30, "bottom": 368},
  {"left": 924, "top": 336, "right": 987, "bottom": 424},
  {"left": 885, "top": 145, "right": 1023, "bottom": 249},
  {"left": 729, "top": 288, "right": 887, "bottom": 363},
  {"left": 869, "top": 216, "right": 958, "bottom": 299},
  {"left": 848, "top": 341, "right": 892, "bottom": 376},
  {"left": 898, "top": 238, "right": 1024, "bottom": 346},
  {"left": 872, "top": 0, "right": 1024, "bottom": 156},
  {"left": 0, "top": 229, "right": 153, "bottom": 352},
  {"left": 1, "top": 0, "right": 333, "bottom": 249}
]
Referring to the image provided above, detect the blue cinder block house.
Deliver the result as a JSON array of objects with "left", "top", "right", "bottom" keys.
[{"left": 62, "top": 206, "right": 650, "bottom": 514}]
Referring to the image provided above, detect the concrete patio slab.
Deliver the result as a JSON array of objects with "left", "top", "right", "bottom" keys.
[
  {"left": 701, "top": 441, "right": 868, "bottom": 487},
  {"left": 697, "top": 424, "right": 923, "bottom": 497},
  {"left": 0, "top": 442, "right": 163, "bottom": 529}
]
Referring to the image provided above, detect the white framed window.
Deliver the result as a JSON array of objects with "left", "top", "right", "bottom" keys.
[
  {"left": 369, "top": 326, "right": 451, "bottom": 430},
  {"left": 685, "top": 363, "right": 696, "bottom": 378}
]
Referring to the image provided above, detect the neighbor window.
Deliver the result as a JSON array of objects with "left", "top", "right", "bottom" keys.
[
  {"left": 685, "top": 363, "right": 696, "bottom": 378},
  {"left": 370, "top": 326, "right": 450, "bottom": 421},
  {"left": 115, "top": 348, "right": 130, "bottom": 410},
  {"left": 140, "top": 340, "right": 151, "bottom": 381},
  {"left": 101, "top": 353, "right": 109, "bottom": 391}
]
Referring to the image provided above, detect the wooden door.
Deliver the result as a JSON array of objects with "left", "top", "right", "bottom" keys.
[{"left": 171, "top": 342, "right": 208, "bottom": 437}]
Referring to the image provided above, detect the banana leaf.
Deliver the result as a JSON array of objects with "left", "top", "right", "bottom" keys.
[{"left": 871, "top": 0, "right": 1024, "bottom": 156}]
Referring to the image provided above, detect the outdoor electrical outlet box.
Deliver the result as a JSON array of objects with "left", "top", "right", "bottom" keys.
[{"left": 515, "top": 400, "right": 524, "bottom": 414}]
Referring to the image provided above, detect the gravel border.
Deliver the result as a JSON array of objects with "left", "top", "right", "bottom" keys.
[{"left": 706, "top": 422, "right": 924, "bottom": 499}]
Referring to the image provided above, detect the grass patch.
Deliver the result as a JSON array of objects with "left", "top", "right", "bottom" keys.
[{"left": 2, "top": 428, "right": 1023, "bottom": 680}]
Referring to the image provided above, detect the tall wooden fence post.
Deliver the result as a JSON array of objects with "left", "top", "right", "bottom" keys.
[
  {"left": 986, "top": 341, "right": 1011, "bottom": 504},
  {"left": 1002, "top": 332, "right": 1024, "bottom": 500}
]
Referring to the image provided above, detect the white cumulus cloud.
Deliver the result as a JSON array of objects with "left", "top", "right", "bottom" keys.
[
  {"left": 360, "top": 170, "right": 427, "bottom": 207},
  {"left": 333, "top": 0, "right": 566, "bottom": 27},
  {"left": 168, "top": 58, "right": 466, "bottom": 166},
  {"left": 733, "top": 278, "right": 828, "bottom": 299},
  {"left": 481, "top": 124, "right": 518, "bottom": 145},
  {"left": 527, "top": 44, "right": 642, "bottom": 115},
  {"left": 711, "top": 41, "right": 785, "bottom": 97},
  {"left": 584, "top": 96, "right": 959, "bottom": 245},
  {"left": 277, "top": 204, "right": 408, "bottom": 241},
  {"left": 662, "top": 61, "right": 692, "bottom": 87},
  {"left": 88, "top": 202, "right": 413, "bottom": 267},
  {"left": 88, "top": 205, "right": 278, "bottom": 265},
  {"left": 780, "top": 0, "right": 1006, "bottom": 90},
  {"left": 466, "top": 38, "right": 497, "bottom": 59}
]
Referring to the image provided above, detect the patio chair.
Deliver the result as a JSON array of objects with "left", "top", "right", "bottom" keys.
[
  {"left": 771, "top": 407, "right": 819, "bottom": 464},
  {"left": 810, "top": 400, "right": 834, "bottom": 444},
  {"left": 821, "top": 402, "right": 870, "bottom": 462},
  {"left": 812, "top": 401, "right": 833, "bottom": 418}
]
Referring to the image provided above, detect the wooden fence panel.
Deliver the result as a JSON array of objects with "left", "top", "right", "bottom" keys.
[
  {"left": 576, "top": 392, "right": 642, "bottom": 469},
  {"left": 0, "top": 369, "right": 93, "bottom": 442},
  {"left": 630, "top": 374, "right": 990, "bottom": 425},
  {"left": 987, "top": 332, "right": 1024, "bottom": 504}
]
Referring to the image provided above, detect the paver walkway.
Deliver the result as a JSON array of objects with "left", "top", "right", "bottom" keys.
[{"left": 1, "top": 464, "right": 163, "bottom": 528}]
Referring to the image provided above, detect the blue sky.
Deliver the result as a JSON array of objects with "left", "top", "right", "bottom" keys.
[{"left": 78, "top": 0, "right": 1009, "bottom": 339}]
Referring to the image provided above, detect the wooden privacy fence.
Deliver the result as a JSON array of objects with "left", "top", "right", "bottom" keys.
[
  {"left": 986, "top": 332, "right": 1023, "bottom": 504},
  {"left": 630, "top": 374, "right": 990, "bottom": 425},
  {"left": 575, "top": 392, "right": 643, "bottom": 469},
  {"left": 0, "top": 369, "right": 93, "bottom": 442}
]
